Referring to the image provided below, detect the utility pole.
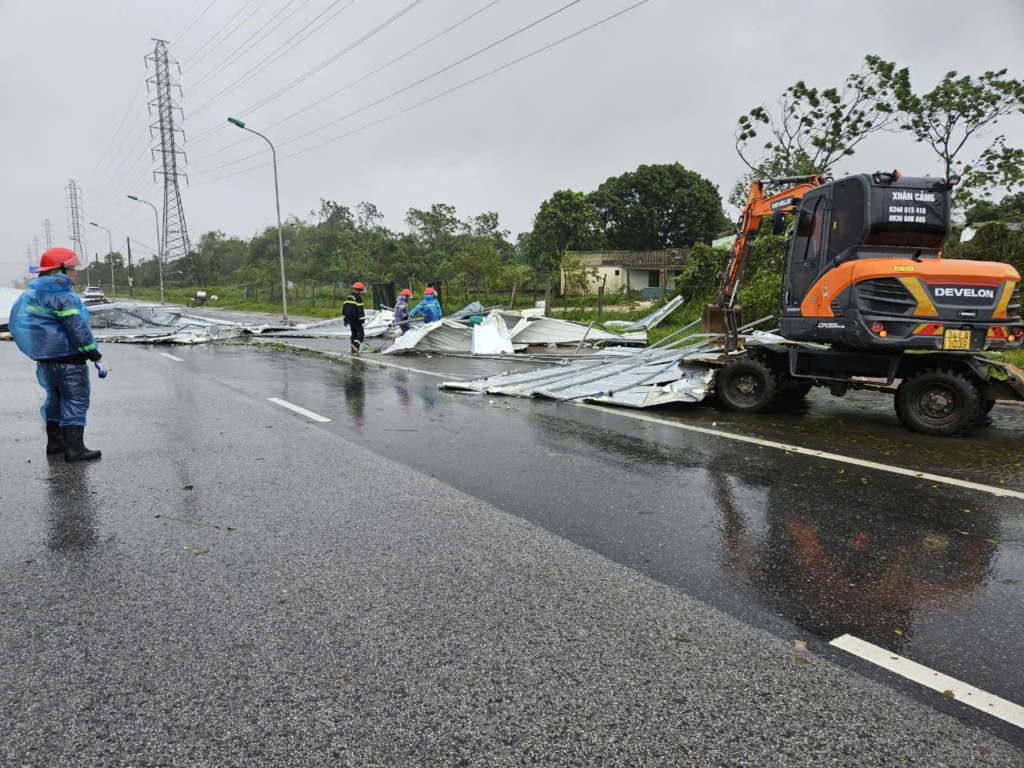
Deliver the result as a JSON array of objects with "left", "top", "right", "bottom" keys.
[
  {"left": 43, "top": 219, "right": 54, "bottom": 249},
  {"left": 66, "top": 180, "right": 88, "bottom": 266},
  {"left": 126, "top": 237, "right": 134, "bottom": 297},
  {"left": 146, "top": 39, "right": 190, "bottom": 264}
]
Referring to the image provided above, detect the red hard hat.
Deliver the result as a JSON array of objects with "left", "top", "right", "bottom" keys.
[
  {"left": 30, "top": 247, "right": 81, "bottom": 274},
  {"left": 424, "top": 287, "right": 436, "bottom": 295},
  {"left": 400, "top": 289, "right": 412, "bottom": 297},
  {"left": 352, "top": 281, "right": 366, "bottom": 290}
]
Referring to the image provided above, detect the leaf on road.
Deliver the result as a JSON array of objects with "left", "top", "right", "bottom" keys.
[
  {"left": 795, "top": 657, "right": 812, "bottom": 665},
  {"left": 794, "top": 640, "right": 808, "bottom": 652},
  {"left": 182, "top": 485, "right": 194, "bottom": 491},
  {"left": 943, "top": 689, "right": 956, "bottom": 698}
]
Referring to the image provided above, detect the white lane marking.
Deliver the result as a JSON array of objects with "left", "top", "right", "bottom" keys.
[
  {"left": 830, "top": 634, "right": 1024, "bottom": 729},
  {"left": 267, "top": 397, "right": 331, "bottom": 423},
  {"left": 256, "top": 340, "right": 1024, "bottom": 501},
  {"left": 161, "top": 353, "right": 185, "bottom": 362},
  {"left": 574, "top": 404, "right": 1024, "bottom": 500}
]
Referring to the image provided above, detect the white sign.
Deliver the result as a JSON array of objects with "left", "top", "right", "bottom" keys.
[{"left": 287, "top": 281, "right": 294, "bottom": 289}]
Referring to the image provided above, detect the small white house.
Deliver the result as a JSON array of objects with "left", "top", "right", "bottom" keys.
[{"left": 561, "top": 250, "right": 689, "bottom": 295}]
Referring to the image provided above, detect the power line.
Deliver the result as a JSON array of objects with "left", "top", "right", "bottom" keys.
[
  {"left": 187, "top": 0, "right": 308, "bottom": 92},
  {"left": 187, "top": 0, "right": 360, "bottom": 118},
  {"left": 192, "top": 0, "right": 585, "bottom": 176},
  {"left": 183, "top": 0, "right": 274, "bottom": 71},
  {"left": 181, "top": 0, "right": 256, "bottom": 66},
  {"left": 188, "top": 0, "right": 501, "bottom": 165},
  {"left": 194, "top": 0, "right": 651, "bottom": 187},
  {"left": 88, "top": 104, "right": 152, "bottom": 198},
  {"left": 187, "top": 0, "right": 424, "bottom": 146},
  {"left": 173, "top": 0, "right": 221, "bottom": 45},
  {"left": 85, "top": 78, "right": 147, "bottom": 180}
]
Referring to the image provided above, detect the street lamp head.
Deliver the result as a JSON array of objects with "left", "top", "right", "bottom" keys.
[
  {"left": 227, "top": 117, "right": 246, "bottom": 128},
  {"left": 128, "top": 195, "right": 139, "bottom": 201},
  {"left": 90, "top": 222, "right": 99, "bottom": 227}
]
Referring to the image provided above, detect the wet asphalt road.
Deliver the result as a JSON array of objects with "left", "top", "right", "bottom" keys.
[{"left": 1, "top": 339, "right": 1023, "bottom": 766}]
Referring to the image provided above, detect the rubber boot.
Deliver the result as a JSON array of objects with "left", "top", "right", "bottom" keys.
[
  {"left": 63, "top": 425, "right": 101, "bottom": 463},
  {"left": 45, "top": 421, "right": 65, "bottom": 456}
]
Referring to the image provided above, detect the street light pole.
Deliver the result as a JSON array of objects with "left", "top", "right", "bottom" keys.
[
  {"left": 227, "top": 117, "right": 289, "bottom": 322},
  {"left": 90, "top": 222, "right": 115, "bottom": 299},
  {"left": 128, "top": 195, "right": 163, "bottom": 304}
]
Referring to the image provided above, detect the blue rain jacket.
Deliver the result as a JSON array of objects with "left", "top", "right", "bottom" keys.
[
  {"left": 409, "top": 295, "right": 441, "bottom": 323},
  {"left": 9, "top": 274, "right": 99, "bottom": 361},
  {"left": 37, "top": 361, "right": 91, "bottom": 426}
]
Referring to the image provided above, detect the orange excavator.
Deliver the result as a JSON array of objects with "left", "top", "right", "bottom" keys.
[{"left": 703, "top": 171, "right": 1024, "bottom": 435}]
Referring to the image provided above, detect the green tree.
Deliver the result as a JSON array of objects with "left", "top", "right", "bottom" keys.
[
  {"left": 454, "top": 238, "right": 501, "bottom": 297},
  {"left": 525, "top": 190, "right": 604, "bottom": 276},
  {"left": 967, "top": 190, "right": 1024, "bottom": 224},
  {"left": 559, "top": 250, "right": 597, "bottom": 296},
  {"left": 735, "top": 56, "right": 903, "bottom": 180},
  {"left": 887, "top": 66, "right": 1024, "bottom": 204},
  {"left": 589, "top": 163, "right": 724, "bottom": 250}
]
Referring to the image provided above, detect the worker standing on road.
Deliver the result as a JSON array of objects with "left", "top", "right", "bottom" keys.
[
  {"left": 343, "top": 281, "right": 367, "bottom": 354},
  {"left": 394, "top": 288, "right": 412, "bottom": 334},
  {"left": 409, "top": 286, "right": 442, "bottom": 324},
  {"left": 8, "top": 247, "right": 103, "bottom": 462}
]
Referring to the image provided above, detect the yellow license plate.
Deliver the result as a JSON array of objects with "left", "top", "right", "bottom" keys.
[{"left": 943, "top": 329, "right": 972, "bottom": 350}]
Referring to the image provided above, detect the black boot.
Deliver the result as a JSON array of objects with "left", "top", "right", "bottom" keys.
[
  {"left": 45, "top": 422, "right": 65, "bottom": 456},
  {"left": 63, "top": 426, "right": 101, "bottom": 463}
]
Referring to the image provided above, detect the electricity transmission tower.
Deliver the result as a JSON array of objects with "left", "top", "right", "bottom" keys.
[
  {"left": 26, "top": 245, "right": 34, "bottom": 269},
  {"left": 33, "top": 237, "right": 40, "bottom": 260},
  {"left": 66, "top": 180, "right": 88, "bottom": 264},
  {"left": 43, "top": 219, "right": 54, "bottom": 248},
  {"left": 146, "top": 38, "right": 190, "bottom": 262}
]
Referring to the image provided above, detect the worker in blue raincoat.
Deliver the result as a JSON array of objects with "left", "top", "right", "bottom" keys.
[
  {"left": 8, "top": 247, "right": 103, "bottom": 462},
  {"left": 409, "top": 286, "right": 442, "bottom": 324}
]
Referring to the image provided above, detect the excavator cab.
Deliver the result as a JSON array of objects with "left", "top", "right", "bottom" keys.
[{"left": 779, "top": 173, "right": 1022, "bottom": 351}]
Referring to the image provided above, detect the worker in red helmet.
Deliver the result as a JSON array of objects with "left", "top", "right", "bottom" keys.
[
  {"left": 7, "top": 247, "right": 102, "bottom": 462},
  {"left": 394, "top": 288, "right": 413, "bottom": 334},
  {"left": 343, "top": 281, "right": 367, "bottom": 354},
  {"left": 409, "top": 286, "right": 442, "bottom": 323}
]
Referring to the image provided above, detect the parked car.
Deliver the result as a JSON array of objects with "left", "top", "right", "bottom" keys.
[{"left": 82, "top": 286, "right": 105, "bottom": 301}]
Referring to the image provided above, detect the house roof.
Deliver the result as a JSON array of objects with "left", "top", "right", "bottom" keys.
[{"left": 571, "top": 249, "right": 689, "bottom": 269}]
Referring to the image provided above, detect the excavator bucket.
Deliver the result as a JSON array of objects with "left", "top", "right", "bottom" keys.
[{"left": 703, "top": 304, "right": 742, "bottom": 346}]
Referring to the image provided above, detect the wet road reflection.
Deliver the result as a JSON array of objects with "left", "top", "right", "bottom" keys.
[
  {"left": 195, "top": 346, "right": 1024, "bottom": 704},
  {"left": 44, "top": 463, "right": 99, "bottom": 553}
]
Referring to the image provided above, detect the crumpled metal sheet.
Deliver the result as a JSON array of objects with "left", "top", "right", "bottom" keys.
[
  {"left": 261, "top": 310, "right": 393, "bottom": 339},
  {"left": 442, "top": 344, "right": 728, "bottom": 408},
  {"left": 501, "top": 314, "right": 647, "bottom": 346},
  {"left": 89, "top": 303, "right": 247, "bottom": 344},
  {"left": 602, "top": 295, "right": 684, "bottom": 332}
]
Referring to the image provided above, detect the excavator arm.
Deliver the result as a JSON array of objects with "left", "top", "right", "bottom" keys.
[{"left": 705, "top": 175, "right": 827, "bottom": 349}]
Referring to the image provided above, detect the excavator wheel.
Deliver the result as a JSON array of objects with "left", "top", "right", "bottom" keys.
[
  {"left": 714, "top": 356, "right": 780, "bottom": 413},
  {"left": 894, "top": 368, "right": 984, "bottom": 436}
]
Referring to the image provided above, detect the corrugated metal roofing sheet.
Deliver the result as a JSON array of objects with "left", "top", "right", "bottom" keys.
[{"left": 572, "top": 250, "right": 689, "bottom": 268}]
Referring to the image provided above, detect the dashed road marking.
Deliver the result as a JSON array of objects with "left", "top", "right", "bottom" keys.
[
  {"left": 256, "top": 340, "right": 1024, "bottom": 500},
  {"left": 830, "top": 634, "right": 1024, "bottom": 729},
  {"left": 268, "top": 397, "right": 331, "bottom": 423},
  {"left": 160, "top": 353, "right": 185, "bottom": 362}
]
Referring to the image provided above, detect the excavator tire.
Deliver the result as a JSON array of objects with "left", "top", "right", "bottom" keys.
[
  {"left": 894, "top": 368, "right": 984, "bottom": 436},
  {"left": 715, "top": 356, "right": 780, "bottom": 413}
]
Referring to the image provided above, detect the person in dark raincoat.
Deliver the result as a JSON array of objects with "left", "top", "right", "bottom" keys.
[
  {"left": 8, "top": 247, "right": 102, "bottom": 462},
  {"left": 343, "top": 281, "right": 367, "bottom": 354},
  {"left": 394, "top": 288, "right": 412, "bottom": 334}
]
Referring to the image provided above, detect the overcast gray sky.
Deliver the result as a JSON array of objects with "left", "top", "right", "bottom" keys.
[{"left": 3, "top": 0, "right": 1023, "bottom": 285}]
